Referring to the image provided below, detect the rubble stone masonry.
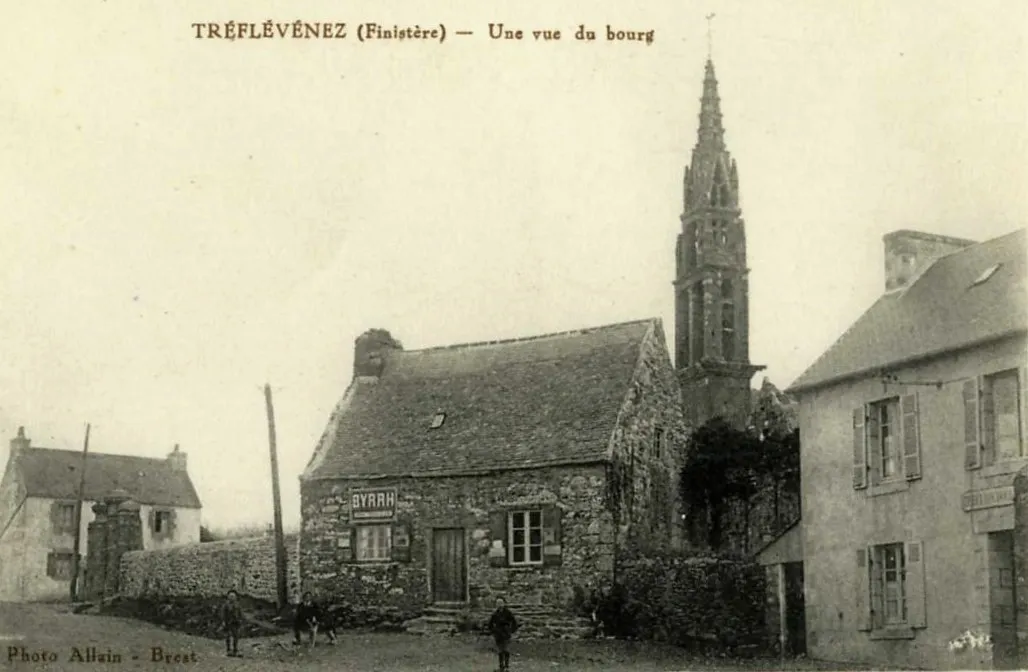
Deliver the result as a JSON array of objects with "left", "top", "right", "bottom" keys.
[
  {"left": 119, "top": 534, "right": 301, "bottom": 603},
  {"left": 300, "top": 466, "right": 616, "bottom": 615}
]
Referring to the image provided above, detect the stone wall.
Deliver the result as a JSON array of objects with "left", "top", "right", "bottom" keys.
[
  {"left": 1012, "top": 467, "right": 1028, "bottom": 670},
  {"left": 607, "top": 321, "right": 689, "bottom": 553},
  {"left": 300, "top": 466, "right": 613, "bottom": 617},
  {"left": 119, "top": 534, "right": 301, "bottom": 603}
]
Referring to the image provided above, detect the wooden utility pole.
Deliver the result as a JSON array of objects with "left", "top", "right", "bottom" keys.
[
  {"left": 264, "top": 384, "right": 288, "bottom": 610},
  {"left": 70, "top": 423, "right": 90, "bottom": 602}
]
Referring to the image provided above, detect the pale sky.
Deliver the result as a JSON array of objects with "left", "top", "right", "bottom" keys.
[{"left": 1, "top": 1, "right": 1025, "bottom": 530}]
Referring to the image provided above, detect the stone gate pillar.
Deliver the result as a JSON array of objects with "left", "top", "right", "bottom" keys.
[
  {"left": 103, "top": 494, "right": 142, "bottom": 598},
  {"left": 85, "top": 501, "right": 109, "bottom": 602}
]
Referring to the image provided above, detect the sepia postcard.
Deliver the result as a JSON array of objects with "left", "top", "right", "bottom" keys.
[{"left": 1, "top": 1, "right": 1025, "bottom": 670}]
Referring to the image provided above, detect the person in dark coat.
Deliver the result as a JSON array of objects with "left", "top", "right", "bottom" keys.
[
  {"left": 293, "top": 592, "right": 337, "bottom": 646},
  {"left": 220, "top": 589, "right": 243, "bottom": 657},
  {"left": 487, "top": 597, "right": 519, "bottom": 671}
]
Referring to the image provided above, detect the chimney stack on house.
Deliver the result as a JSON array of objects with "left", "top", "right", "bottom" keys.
[
  {"left": 167, "top": 444, "right": 187, "bottom": 472},
  {"left": 10, "top": 426, "right": 30, "bottom": 454},
  {"left": 3, "top": 426, "right": 30, "bottom": 472},
  {"left": 353, "top": 329, "right": 403, "bottom": 379},
  {"left": 883, "top": 230, "right": 977, "bottom": 292}
]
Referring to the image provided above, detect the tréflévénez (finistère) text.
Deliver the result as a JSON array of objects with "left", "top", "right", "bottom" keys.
[{"left": 189, "top": 22, "right": 655, "bottom": 45}]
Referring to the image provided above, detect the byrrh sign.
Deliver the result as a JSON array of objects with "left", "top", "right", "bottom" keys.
[{"left": 350, "top": 488, "right": 397, "bottom": 520}]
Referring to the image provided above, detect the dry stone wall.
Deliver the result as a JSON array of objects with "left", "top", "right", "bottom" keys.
[{"left": 119, "top": 534, "right": 301, "bottom": 603}]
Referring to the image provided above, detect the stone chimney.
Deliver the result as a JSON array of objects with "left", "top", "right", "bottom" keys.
[
  {"left": 883, "top": 230, "right": 976, "bottom": 292},
  {"left": 4, "top": 426, "right": 30, "bottom": 470},
  {"left": 10, "top": 426, "right": 30, "bottom": 454},
  {"left": 353, "top": 329, "right": 403, "bottom": 379},
  {"left": 167, "top": 444, "right": 187, "bottom": 472}
]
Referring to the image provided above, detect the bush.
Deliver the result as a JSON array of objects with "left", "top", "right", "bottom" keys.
[{"left": 594, "top": 552, "right": 767, "bottom": 653}]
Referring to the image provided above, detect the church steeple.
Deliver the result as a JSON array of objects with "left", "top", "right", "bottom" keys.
[
  {"left": 674, "top": 58, "right": 765, "bottom": 428},
  {"left": 697, "top": 60, "right": 726, "bottom": 150}
]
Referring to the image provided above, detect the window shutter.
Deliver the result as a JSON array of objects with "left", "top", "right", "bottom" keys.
[
  {"left": 964, "top": 378, "right": 982, "bottom": 470},
  {"left": 542, "top": 506, "right": 563, "bottom": 567},
  {"left": 167, "top": 510, "right": 177, "bottom": 536},
  {"left": 49, "top": 502, "right": 61, "bottom": 532},
  {"left": 982, "top": 376, "right": 996, "bottom": 465},
  {"left": 391, "top": 523, "right": 411, "bottom": 562},
  {"left": 46, "top": 552, "right": 55, "bottom": 579},
  {"left": 336, "top": 527, "right": 355, "bottom": 562},
  {"left": 855, "top": 548, "right": 872, "bottom": 631},
  {"left": 868, "top": 546, "right": 883, "bottom": 630},
  {"left": 905, "top": 540, "right": 926, "bottom": 628},
  {"left": 866, "top": 406, "right": 881, "bottom": 486},
  {"left": 853, "top": 407, "right": 868, "bottom": 489},
  {"left": 147, "top": 508, "right": 156, "bottom": 533},
  {"left": 489, "top": 510, "right": 508, "bottom": 567},
  {"left": 901, "top": 393, "right": 921, "bottom": 481}
]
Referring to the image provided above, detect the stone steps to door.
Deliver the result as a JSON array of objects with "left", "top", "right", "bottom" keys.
[{"left": 403, "top": 603, "right": 596, "bottom": 640}]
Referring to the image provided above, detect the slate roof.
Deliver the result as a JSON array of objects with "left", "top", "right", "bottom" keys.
[
  {"left": 789, "top": 229, "right": 1027, "bottom": 393},
  {"left": 305, "top": 318, "right": 660, "bottom": 480},
  {"left": 13, "top": 447, "right": 202, "bottom": 508}
]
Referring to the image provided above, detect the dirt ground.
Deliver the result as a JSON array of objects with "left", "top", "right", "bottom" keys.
[{"left": 0, "top": 602, "right": 871, "bottom": 671}]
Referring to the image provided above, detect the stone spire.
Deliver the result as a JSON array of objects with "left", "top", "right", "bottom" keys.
[
  {"left": 696, "top": 60, "right": 726, "bottom": 150},
  {"left": 674, "top": 58, "right": 765, "bottom": 428},
  {"left": 683, "top": 60, "right": 738, "bottom": 213}
]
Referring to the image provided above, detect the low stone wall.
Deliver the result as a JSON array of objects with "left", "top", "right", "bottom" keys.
[{"left": 119, "top": 534, "right": 301, "bottom": 603}]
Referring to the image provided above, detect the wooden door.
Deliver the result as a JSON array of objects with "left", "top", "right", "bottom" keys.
[{"left": 431, "top": 528, "right": 466, "bottom": 603}]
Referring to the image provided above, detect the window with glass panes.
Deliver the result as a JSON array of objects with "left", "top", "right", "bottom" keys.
[
  {"left": 508, "top": 510, "right": 543, "bottom": 565},
  {"left": 356, "top": 524, "right": 391, "bottom": 561},
  {"left": 877, "top": 543, "right": 907, "bottom": 625},
  {"left": 871, "top": 398, "right": 900, "bottom": 481}
]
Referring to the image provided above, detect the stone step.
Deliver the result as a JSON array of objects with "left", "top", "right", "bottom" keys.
[{"left": 402, "top": 603, "right": 595, "bottom": 640}]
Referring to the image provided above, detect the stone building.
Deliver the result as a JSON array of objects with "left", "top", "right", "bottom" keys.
[
  {"left": 674, "top": 59, "right": 765, "bottom": 429},
  {"left": 786, "top": 228, "right": 1027, "bottom": 669},
  {"left": 0, "top": 428, "right": 202, "bottom": 602},
  {"left": 299, "top": 319, "right": 687, "bottom": 631}
]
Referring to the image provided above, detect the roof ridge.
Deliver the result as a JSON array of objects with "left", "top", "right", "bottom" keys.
[
  {"left": 402, "top": 317, "right": 658, "bottom": 354},
  {"left": 23, "top": 446, "right": 171, "bottom": 464}
]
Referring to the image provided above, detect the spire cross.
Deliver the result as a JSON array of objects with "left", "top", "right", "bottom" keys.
[{"left": 705, "top": 13, "right": 716, "bottom": 59}]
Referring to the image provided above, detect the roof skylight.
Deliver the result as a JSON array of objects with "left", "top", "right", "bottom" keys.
[
  {"left": 972, "top": 263, "right": 1001, "bottom": 286},
  {"left": 430, "top": 413, "right": 446, "bottom": 429}
]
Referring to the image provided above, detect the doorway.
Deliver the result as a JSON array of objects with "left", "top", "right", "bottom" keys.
[
  {"left": 989, "top": 531, "right": 1018, "bottom": 669},
  {"left": 783, "top": 562, "right": 806, "bottom": 656},
  {"left": 431, "top": 528, "right": 466, "bottom": 603}
]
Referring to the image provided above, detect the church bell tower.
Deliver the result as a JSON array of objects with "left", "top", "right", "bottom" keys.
[{"left": 674, "top": 59, "right": 765, "bottom": 428}]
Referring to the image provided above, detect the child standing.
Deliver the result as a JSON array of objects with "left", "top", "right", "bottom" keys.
[
  {"left": 220, "top": 589, "right": 243, "bottom": 658},
  {"left": 487, "top": 597, "right": 519, "bottom": 672}
]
